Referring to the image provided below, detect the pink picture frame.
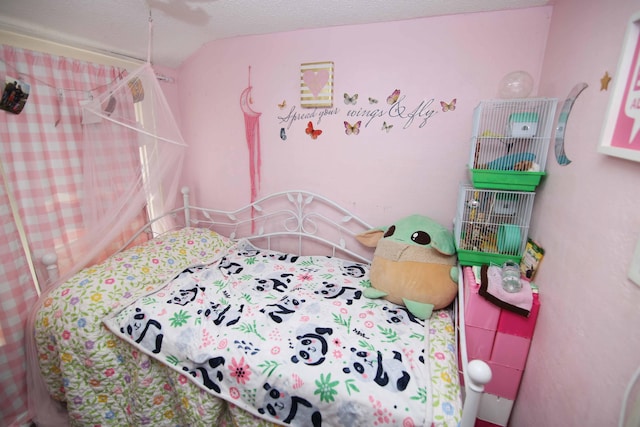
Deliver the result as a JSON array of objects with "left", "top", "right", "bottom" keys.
[{"left": 599, "top": 11, "right": 640, "bottom": 162}]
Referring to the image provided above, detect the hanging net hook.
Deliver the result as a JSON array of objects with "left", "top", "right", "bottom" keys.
[{"left": 147, "top": 9, "right": 153, "bottom": 64}]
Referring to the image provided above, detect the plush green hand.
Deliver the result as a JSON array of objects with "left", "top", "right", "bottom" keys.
[
  {"left": 363, "top": 288, "right": 388, "bottom": 299},
  {"left": 403, "top": 299, "right": 434, "bottom": 320},
  {"left": 449, "top": 266, "right": 459, "bottom": 283}
]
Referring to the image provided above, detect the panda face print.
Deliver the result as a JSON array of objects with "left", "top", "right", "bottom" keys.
[
  {"left": 293, "top": 336, "right": 324, "bottom": 365},
  {"left": 343, "top": 348, "right": 377, "bottom": 382},
  {"left": 258, "top": 383, "right": 322, "bottom": 426},
  {"left": 316, "top": 281, "right": 336, "bottom": 297},
  {"left": 342, "top": 347, "right": 411, "bottom": 391},
  {"left": 261, "top": 295, "right": 306, "bottom": 323},
  {"left": 314, "top": 281, "right": 362, "bottom": 305},
  {"left": 253, "top": 273, "right": 293, "bottom": 293},
  {"left": 218, "top": 257, "right": 244, "bottom": 275},
  {"left": 341, "top": 263, "right": 367, "bottom": 278},
  {"left": 290, "top": 327, "right": 332, "bottom": 366},
  {"left": 383, "top": 306, "right": 423, "bottom": 326},
  {"left": 167, "top": 286, "right": 203, "bottom": 306}
]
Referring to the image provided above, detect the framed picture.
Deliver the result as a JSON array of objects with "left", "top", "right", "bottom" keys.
[
  {"left": 300, "top": 61, "right": 333, "bottom": 108},
  {"left": 599, "top": 11, "right": 640, "bottom": 161},
  {"left": 0, "top": 76, "right": 30, "bottom": 114}
]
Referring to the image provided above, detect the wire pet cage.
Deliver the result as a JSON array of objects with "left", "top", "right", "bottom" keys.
[
  {"left": 454, "top": 184, "right": 535, "bottom": 266},
  {"left": 468, "top": 98, "right": 557, "bottom": 191}
]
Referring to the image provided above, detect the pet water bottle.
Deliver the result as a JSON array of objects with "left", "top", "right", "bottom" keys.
[{"left": 501, "top": 261, "right": 522, "bottom": 293}]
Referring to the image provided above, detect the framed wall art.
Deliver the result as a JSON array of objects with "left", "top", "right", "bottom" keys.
[
  {"left": 300, "top": 61, "right": 333, "bottom": 108},
  {"left": 599, "top": 11, "right": 640, "bottom": 161}
]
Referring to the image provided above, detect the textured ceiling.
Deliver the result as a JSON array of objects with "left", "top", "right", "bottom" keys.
[{"left": 0, "top": 0, "right": 552, "bottom": 68}]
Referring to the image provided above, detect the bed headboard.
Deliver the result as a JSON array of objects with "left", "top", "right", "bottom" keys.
[
  {"left": 180, "top": 188, "right": 375, "bottom": 264},
  {"left": 42, "top": 187, "right": 376, "bottom": 284}
]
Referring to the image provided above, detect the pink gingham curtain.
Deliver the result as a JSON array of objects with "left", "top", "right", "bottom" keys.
[{"left": 0, "top": 45, "right": 146, "bottom": 426}]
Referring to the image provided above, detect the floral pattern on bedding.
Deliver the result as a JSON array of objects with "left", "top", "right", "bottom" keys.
[
  {"left": 105, "top": 239, "right": 463, "bottom": 427},
  {"left": 35, "top": 228, "right": 240, "bottom": 426},
  {"left": 35, "top": 228, "right": 461, "bottom": 427}
]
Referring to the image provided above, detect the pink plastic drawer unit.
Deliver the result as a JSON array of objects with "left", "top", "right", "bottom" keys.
[
  {"left": 466, "top": 325, "right": 496, "bottom": 361},
  {"left": 475, "top": 418, "right": 503, "bottom": 427},
  {"left": 484, "top": 363, "right": 523, "bottom": 400},
  {"left": 464, "top": 267, "right": 500, "bottom": 330},
  {"left": 463, "top": 266, "right": 541, "bottom": 424},
  {"left": 491, "top": 332, "right": 530, "bottom": 370},
  {"left": 496, "top": 292, "right": 540, "bottom": 338},
  {"left": 476, "top": 393, "right": 515, "bottom": 427}
]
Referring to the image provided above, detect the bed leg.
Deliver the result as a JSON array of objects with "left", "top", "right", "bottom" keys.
[
  {"left": 42, "top": 252, "right": 59, "bottom": 283},
  {"left": 461, "top": 359, "right": 492, "bottom": 427},
  {"left": 181, "top": 186, "right": 191, "bottom": 226}
]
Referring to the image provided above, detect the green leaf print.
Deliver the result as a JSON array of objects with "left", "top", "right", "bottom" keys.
[
  {"left": 166, "top": 355, "right": 180, "bottom": 366},
  {"left": 409, "top": 331, "right": 425, "bottom": 341},
  {"left": 234, "top": 320, "right": 266, "bottom": 341},
  {"left": 362, "top": 301, "right": 379, "bottom": 310},
  {"left": 411, "top": 387, "right": 428, "bottom": 404},
  {"left": 242, "top": 293, "right": 253, "bottom": 304},
  {"left": 258, "top": 360, "right": 280, "bottom": 377},
  {"left": 332, "top": 313, "right": 351, "bottom": 331},
  {"left": 245, "top": 256, "right": 257, "bottom": 265},
  {"left": 141, "top": 296, "right": 156, "bottom": 305},
  {"left": 314, "top": 373, "right": 339, "bottom": 403},
  {"left": 300, "top": 258, "right": 319, "bottom": 267},
  {"left": 357, "top": 340, "right": 375, "bottom": 351},
  {"left": 345, "top": 379, "right": 360, "bottom": 396},
  {"left": 169, "top": 310, "right": 192, "bottom": 327},
  {"left": 377, "top": 325, "right": 399, "bottom": 342},
  {"left": 360, "top": 279, "right": 371, "bottom": 288}
]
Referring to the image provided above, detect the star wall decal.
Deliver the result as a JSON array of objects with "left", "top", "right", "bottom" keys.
[{"left": 600, "top": 71, "right": 611, "bottom": 91}]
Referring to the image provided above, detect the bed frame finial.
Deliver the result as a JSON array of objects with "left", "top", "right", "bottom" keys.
[
  {"left": 461, "top": 359, "right": 492, "bottom": 426},
  {"left": 42, "top": 252, "right": 59, "bottom": 282}
]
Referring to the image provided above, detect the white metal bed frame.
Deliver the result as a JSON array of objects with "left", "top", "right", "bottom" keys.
[{"left": 42, "top": 186, "right": 491, "bottom": 427}]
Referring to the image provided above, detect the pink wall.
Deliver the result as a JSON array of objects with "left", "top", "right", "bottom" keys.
[
  {"left": 177, "top": 7, "right": 552, "bottom": 228},
  {"left": 514, "top": 0, "right": 640, "bottom": 425},
  {"left": 175, "top": 3, "right": 640, "bottom": 425},
  {"left": 153, "top": 64, "right": 181, "bottom": 130}
]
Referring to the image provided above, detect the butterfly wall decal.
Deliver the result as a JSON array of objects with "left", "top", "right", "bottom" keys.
[
  {"left": 386, "top": 89, "right": 400, "bottom": 105},
  {"left": 306, "top": 121, "right": 322, "bottom": 139},
  {"left": 344, "top": 93, "right": 358, "bottom": 105},
  {"left": 440, "top": 99, "right": 456, "bottom": 112},
  {"left": 344, "top": 121, "right": 361, "bottom": 136},
  {"left": 381, "top": 121, "right": 393, "bottom": 133},
  {"left": 278, "top": 100, "right": 287, "bottom": 109}
]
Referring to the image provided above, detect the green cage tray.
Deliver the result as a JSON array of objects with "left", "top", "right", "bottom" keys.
[
  {"left": 457, "top": 249, "right": 522, "bottom": 266},
  {"left": 470, "top": 169, "right": 545, "bottom": 192}
]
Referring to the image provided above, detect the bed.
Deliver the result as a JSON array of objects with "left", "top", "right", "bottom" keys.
[{"left": 34, "top": 188, "right": 491, "bottom": 427}]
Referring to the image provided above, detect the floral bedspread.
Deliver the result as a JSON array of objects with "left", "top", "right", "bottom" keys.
[
  {"left": 105, "top": 239, "right": 462, "bottom": 426},
  {"left": 35, "top": 228, "right": 462, "bottom": 426},
  {"left": 35, "top": 228, "right": 240, "bottom": 426}
]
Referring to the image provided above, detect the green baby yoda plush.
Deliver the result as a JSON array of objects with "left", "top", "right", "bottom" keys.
[{"left": 356, "top": 214, "right": 458, "bottom": 320}]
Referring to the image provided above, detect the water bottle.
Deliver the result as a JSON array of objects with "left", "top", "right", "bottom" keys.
[{"left": 501, "top": 261, "right": 522, "bottom": 293}]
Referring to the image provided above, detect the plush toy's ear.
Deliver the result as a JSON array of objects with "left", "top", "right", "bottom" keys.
[
  {"left": 431, "top": 228, "right": 457, "bottom": 256},
  {"left": 356, "top": 229, "right": 386, "bottom": 248}
]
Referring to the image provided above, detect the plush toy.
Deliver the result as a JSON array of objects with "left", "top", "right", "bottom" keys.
[{"left": 356, "top": 214, "right": 459, "bottom": 320}]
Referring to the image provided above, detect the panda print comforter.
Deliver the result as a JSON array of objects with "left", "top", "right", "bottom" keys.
[{"left": 104, "top": 239, "right": 461, "bottom": 426}]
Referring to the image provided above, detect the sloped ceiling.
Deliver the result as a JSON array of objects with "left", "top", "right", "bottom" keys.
[{"left": 0, "top": 0, "right": 552, "bottom": 68}]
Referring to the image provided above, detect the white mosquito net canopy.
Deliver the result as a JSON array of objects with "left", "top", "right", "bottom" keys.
[{"left": 27, "top": 61, "right": 187, "bottom": 426}]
